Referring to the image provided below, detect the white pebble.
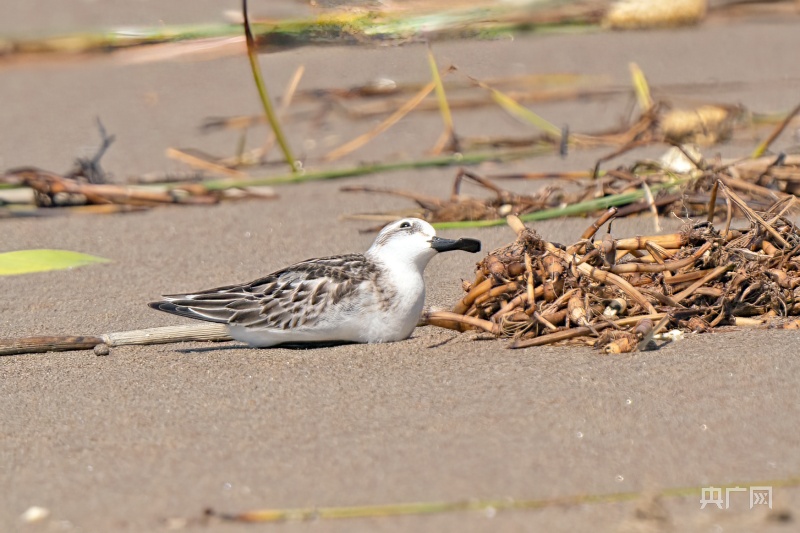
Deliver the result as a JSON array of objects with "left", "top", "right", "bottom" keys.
[{"left": 20, "top": 506, "right": 50, "bottom": 523}]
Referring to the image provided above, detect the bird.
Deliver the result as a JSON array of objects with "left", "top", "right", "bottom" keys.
[{"left": 149, "top": 218, "right": 480, "bottom": 347}]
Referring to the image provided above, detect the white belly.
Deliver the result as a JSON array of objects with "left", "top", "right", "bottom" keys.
[{"left": 228, "top": 274, "right": 425, "bottom": 348}]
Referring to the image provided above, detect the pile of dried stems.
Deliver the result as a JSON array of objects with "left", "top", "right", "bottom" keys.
[{"left": 424, "top": 184, "right": 800, "bottom": 351}]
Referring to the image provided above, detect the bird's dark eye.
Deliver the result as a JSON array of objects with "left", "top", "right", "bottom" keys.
[{"left": 399, "top": 221, "right": 412, "bottom": 229}]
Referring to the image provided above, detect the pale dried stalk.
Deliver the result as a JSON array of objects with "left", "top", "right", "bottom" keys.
[
  {"left": 324, "top": 81, "right": 436, "bottom": 162},
  {"left": 506, "top": 214, "right": 527, "bottom": 236},
  {"left": 532, "top": 311, "right": 558, "bottom": 331},
  {"left": 422, "top": 310, "right": 500, "bottom": 335},
  {"left": 614, "top": 233, "right": 687, "bottom": 250},
  {"left": 103, "top": 323, "right": 230, "bottom": 346}
]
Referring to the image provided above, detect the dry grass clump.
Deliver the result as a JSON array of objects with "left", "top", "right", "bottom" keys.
[{"left": 424, "top": 188, "right": 800, "bottom": 351}]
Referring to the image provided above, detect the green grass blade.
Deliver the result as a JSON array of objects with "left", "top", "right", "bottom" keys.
[
  {"left": 629, "top": 62, "right": 652, "bottom": 112},
  {"left": 0, "top": 249, "right": 111, "bottom": 276},
  {"left": 219, "top": 474, "right": 800, "bottom": 523},
  {"left": 243, "top": 0, "right": 298, "bottom": 173},
  {"left": 199, "top": 146, "right": 553, "bottom": 190}
]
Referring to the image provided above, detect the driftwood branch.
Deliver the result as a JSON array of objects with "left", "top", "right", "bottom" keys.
[{"left": 1, "top": 324, "right": 230, "bottom": 356}]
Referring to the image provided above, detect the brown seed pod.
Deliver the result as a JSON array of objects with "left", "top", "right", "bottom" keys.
[
  {"left": 686, "top": 316, "right": 710, "bottom": 332},
  {"left": 604, "top": 334, "right": 636, "bottom": 354},
  {"left": 601, "top": 233, "right": 616, "bottom": 266},
  {"left": 484, "top": 255, "right": 507, "bottom": 280},
  {"left": 507, "top": 262, "right": 526, "bottom": 278},
  {"left": 633, "top": 318, "right": 654, "bottom": 339},
  {"left": 509, "top": 312, "right": 530, "bottom": 322},
  {"left": 762, "top": 240, "right": 779, "bottom": 256}
]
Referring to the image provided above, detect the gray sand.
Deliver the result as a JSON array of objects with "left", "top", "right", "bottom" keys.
[{"left": 2, "top": 4, "right": 800, "bottom": 532}]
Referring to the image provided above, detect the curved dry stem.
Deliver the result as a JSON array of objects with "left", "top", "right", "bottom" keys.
[
  {"left": 580, "top": 207, "right": 618, "bottom": 241},
  {"left": 452, "top": 278, "right": 494, "bottom": 315},
  {"left": 423, "top": 310, "right": 500, "bottom": 335}
]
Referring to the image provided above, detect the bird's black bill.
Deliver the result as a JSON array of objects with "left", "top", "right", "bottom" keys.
[{"left": 430, "top": 236, "right": 482, "bottom": 253}]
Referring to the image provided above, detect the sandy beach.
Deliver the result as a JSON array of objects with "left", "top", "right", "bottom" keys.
[{"left": 2, "top": 3, "right": 800, "bottom": 531}]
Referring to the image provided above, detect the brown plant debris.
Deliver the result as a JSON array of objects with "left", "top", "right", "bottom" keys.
[
  {"left": 0, "top": 124, "right": 278, "bottom": 216},
  {"left": 423, "top": 195, "right": 800, "bottom": 350},
  {"left": 344, "top": 143, "right": 800, "bottom": 226}
]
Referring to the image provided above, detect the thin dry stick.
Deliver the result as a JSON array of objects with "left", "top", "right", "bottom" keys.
[
  {"left": 541, "top": 288, "right": 578, "bottom": 317},
  {"left": 723, "top": 195, "right": 733, "bottom": 238},
  {"left": 580, "top": 207, "right": 618, "bottom": 240},
  {"left": 721, "top": 182, "right": 790, "bottom": 248},
  {"left": 752, "top": 101, "right": 800, "bottom": 158},
  {"left": 341, "top": 184, "right": 444, "bottom": 211},
  {"left": 166, "top": 148, "right": 247, "bottom": 177},
  {"left": 721, "top": 175, "right": 789, "bottom": 202},
  {"left": 706, "top": 179, "right": 719, "bottom": 222},
  {"left": 629, "top": 62, "right": 653, "bottom": 112},
  {"left": 644, "top": 241, "right": 673, "bottom": 282},
  {"left": 470, "top": 76, "right": 563, "bottom": 140},
  {"left": 509, "top": 313, "right": 667, "bottom": 348},
  {"left": 490, "top": 286, "right": 546, "bottom": 320},
  {"left": 324, "top": 81, "right": 437, "bottom": 162},
  {"left": 671, "top": 264, "right": 733, "bottom": 304},
  {"left": 766, "top": 195, "right": 796, "bottom": 226},
  {"left": 531, "top": 311, "right": 558, "bottom": 331},
  {"left": 666, "top": 268, "right": 715, "bottom": 285}
]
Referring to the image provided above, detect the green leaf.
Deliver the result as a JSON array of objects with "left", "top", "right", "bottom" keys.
[{"left": 0, "top": 249, "right": 111, "bottom": 276}]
